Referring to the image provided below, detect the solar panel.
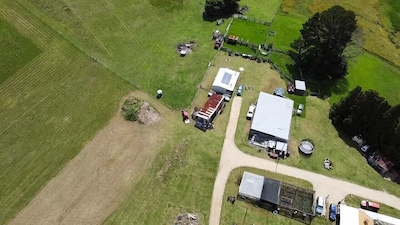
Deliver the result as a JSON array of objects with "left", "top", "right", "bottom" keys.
[{"left": 221, "top": 72, "right": 232, "bottom": 85}]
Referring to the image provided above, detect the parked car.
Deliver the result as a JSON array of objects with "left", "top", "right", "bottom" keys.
[
  {"left": 329, "top": 203, "right": 337, "bottom": 221},
  {"left": 361, "top": 200, "right": 380, "bottom": 212},
  {"left": 246, "top": 104, "right": 256, "bottom": 120},
  {"left": 296, "top": 104, "right": 304, "bottom": 116},
  {"left": 315, "top": 196, "right": 325, "bottom": 215},
  {"left": 237, "top": 85, "right": 243, "bottom": 96},
  {"left": 361, "top": 145, "right": 371, "bottom": 153}
]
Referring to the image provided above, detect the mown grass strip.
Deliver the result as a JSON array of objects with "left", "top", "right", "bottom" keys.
[
  {"left": 0, "top": 2, "right": 134, "bottom": 224},
  {"left": 0, "top": 17, "right": 42, "bottom": 84}
]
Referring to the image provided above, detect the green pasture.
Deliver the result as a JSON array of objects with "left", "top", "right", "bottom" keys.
[
  {"left": 239, "top": 0, "right": 283, "bottom": 21},
  {"left": 228, "top": 18, "right": 269, "bottom": 44},
  {"left": 269, "top": 52, "right": 293, "bottom": 74},
  {"left": 345, "top": 194, "right": 400, "bottom": 219},
  {"left": 267, "top": 13, "right": 305, "bottom": 51},
  {"left": 223, "top": 43, "right": 257, "bottom": 55},
  {"left": 0, "top": 18, "right": 42, "bottom": 84},
  {"left": 0, "top": 1, "right": 132, "bottom": 224},
  {"left": 220, "top": 167, "right": 314, "bottom": 225},
  {"left": 386, "top": 0, "right": 400, "bottom": 31},
  {"left": 23, "top": 0, "right": 218, "bottom": 109},
  {"left": 326, "top": 52, "right": 400, "bottom": 105}
]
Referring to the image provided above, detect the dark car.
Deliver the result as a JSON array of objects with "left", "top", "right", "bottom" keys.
[{"left": 329, "top": 204, "right": 337, "bottom": 221}]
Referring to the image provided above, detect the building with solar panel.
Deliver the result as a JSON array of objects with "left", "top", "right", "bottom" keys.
[{"left": 209, "top": 68, "right": 240, "bottom": 101}]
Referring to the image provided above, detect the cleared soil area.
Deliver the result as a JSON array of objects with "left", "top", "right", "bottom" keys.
[{"left": 9, "top": 91, "right": 169, "bottom": 225}]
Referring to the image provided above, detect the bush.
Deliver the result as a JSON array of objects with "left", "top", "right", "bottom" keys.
[{"left": 121, "top": 97, "right": 142, "bottom": 122}]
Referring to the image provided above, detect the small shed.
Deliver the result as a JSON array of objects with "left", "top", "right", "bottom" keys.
[
  {"left": 294, "top": 80, "right": 306, "bottom": 95},
  {"left": 238, "top": 171, "right": 265, "bottom": 201},
  {"left": 211, "top": 68, "right": 240, "bottom": 98}
]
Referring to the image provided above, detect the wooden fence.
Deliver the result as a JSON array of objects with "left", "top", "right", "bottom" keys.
[{"left": 232, "top": 14, "right": 272, "bottom": 26}]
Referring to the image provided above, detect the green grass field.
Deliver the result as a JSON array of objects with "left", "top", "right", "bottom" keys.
[
  {"left": 0, "top": 18, "right": 42, "bottom": 84},
  {"left": 23, "top": 0, "right": 218, "bottom": 109},
  {"left": 239, "top": 0, "right": 283, "bottom": 21},
  {"left": 327, "top": 52, "right": 400, "bottom": 105},
  {"left": 386, "top": 0, "right": 400, "bottom": 31},
  {"left": 0, "top": 1, "right": 133, "bottom": 224},
  {"left": 267, "top": 13, "right": 305, "bottom": 51},
  {"left": 345, "top": 194, "right": 400, "bottom": 219},
  {"left": 228, "top": 18, "right": 269, "bottom": 44}
]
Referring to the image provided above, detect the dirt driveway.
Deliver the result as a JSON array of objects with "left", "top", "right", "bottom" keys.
[
  {"left": 9, "top": 91, "right": 171, "bottom": 225},
  {"left": 209, "top": 96, "right": 400, "bottom": 225}
]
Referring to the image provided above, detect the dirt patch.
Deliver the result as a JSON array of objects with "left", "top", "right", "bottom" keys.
[
  {"left": 175, "top": 212, "right": 200, "bottom": 225},
  {"left": 121, "top": 96, "right": 161, "bottom": 125},
  {"left": 138, "top": 101, "right": 161, "bottom": 125},
  {"left": 9, "top": 91, "right": 169, "bottom": 225}
]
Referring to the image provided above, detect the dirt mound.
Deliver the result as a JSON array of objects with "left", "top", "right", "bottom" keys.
[
  {"left": 138, "top": 101, "right": 161, "bottom": 125},
  {"left": 175, "top": 212, "right": 200, "bottom": 225},
  {"left": 121, "top": 96, "right": 161, "bottom": 125}
]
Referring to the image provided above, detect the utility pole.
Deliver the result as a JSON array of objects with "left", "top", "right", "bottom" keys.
[
  {"left": 275, "top": 157, "right": 279, "bottom": 173},
  {"left": 242, "top": 208, "right": 248, "bottom": 225}
]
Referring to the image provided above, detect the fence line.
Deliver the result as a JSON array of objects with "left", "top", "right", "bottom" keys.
[{"left": 233, "top": 14, "right": 272, "bottom": 26}]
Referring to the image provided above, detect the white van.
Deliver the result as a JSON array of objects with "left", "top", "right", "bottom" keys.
[{"left": 315, "top": 196, "right": 325, "bottom": 215}]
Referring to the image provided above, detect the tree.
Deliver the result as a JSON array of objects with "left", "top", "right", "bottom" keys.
[
  {"left": 204, "top": 0, "right": 239, "bottom": 17},
  {"left": 292, "top": 5, "right": 357, "bottom": 79},
  {"left": 329, "top": 87, "right": 400, "bottom": 164}
]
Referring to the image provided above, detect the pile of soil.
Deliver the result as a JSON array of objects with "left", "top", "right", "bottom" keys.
[
  {"left": 121, "top": 97, "right": 161, "bottom": 125},
  {"left": 175, "top": 212, "right": 200, "bottom": 225},
  {"left": 138, "top": 101, "right": 161, "bottom": 125}
]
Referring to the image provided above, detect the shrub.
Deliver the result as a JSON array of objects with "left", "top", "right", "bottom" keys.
[{"left": 121, "top": 97, "right": 142, "bottom": 122}]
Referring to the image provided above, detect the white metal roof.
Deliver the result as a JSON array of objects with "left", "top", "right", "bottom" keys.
[
  {"left": 295, "top": 80, "right": 306, "bottom": 91},
  {"left": 339, "top": 204, "right": 400, "bottom": 225},
  {"left": 251, "top": 92, "right": 294, "bottom": 141},
  {"left": 238, "top": 171, "right": 264, "bottom": 200},
  {"left": 212, "top": 68, "right": 240, "bottom": 92}
]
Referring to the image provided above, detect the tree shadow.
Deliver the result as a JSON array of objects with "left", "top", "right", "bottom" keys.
[
  {"left": 318, "top": 78, "right": 349, "bottom": 99},
  {"left": 336, "top": 127, "right": 359, "bottom": 150},
  {"left": 202, "top": 12, "right": 234, "bottom": 22}
]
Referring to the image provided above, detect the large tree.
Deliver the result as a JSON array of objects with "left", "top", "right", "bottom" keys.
[
  {"left": 204, "top": 0, "right": 239, "bottom": 17},
  {"left": 329, "top": 87, "right": 400, "bottom": 163},
  {"left": 292, "top": 5, "right": 357, "bottom": 79}
]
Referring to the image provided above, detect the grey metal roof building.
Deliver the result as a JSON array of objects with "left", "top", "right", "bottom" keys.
[
  {"left": 238, "top": 171, "right": 281, "bottom": 204},
  {"left": 238, "top": 171, "right": 265, "bottom": 200},
  {"left": 249, "top": 92, "right": 294, "bottom": 143}
]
